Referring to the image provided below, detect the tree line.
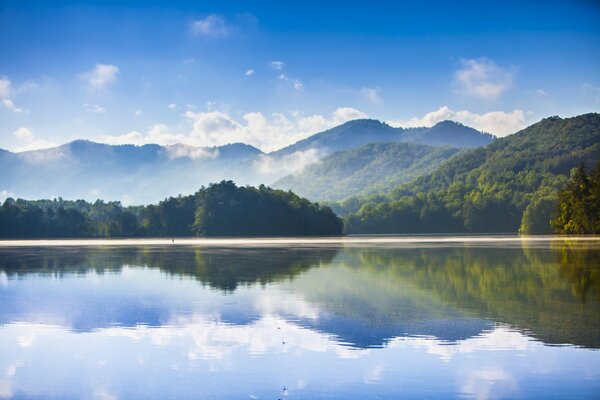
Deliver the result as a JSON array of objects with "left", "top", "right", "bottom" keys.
[{"left": 0, "top": 181, "right": 343, "bottom": 238}]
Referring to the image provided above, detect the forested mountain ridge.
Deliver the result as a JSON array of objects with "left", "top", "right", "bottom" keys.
[
  {"left": 273, "top": 142, "right": 462, "bottom": 201},
  {"left": 343, "top": 113, "right": 600, "bottom": 234},
  {"left": 273, "top": 119, "right": 493, "bottom": 157}
]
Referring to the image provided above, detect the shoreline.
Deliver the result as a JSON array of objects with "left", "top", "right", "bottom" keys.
[{"left": 1, "top": 235, "right": 600, "bottom": 247}]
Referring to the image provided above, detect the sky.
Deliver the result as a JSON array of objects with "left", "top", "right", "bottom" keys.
[{"left": 0, "top": 0, "right": 599, "bottom": 152}]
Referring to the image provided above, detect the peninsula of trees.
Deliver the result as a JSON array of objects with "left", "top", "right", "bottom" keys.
[{"left": 0, "top": 181, "right": 343, "bottom": 238}]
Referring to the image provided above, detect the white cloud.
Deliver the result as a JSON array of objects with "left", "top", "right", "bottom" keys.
[
  {"left": 83, "top": 103, "right": 106, "bottom": 114},
  {"left": 101, "top": 107, "right": 368, "bottom": 152},
  {"left": 253, "top": 148, "right": 323, "bottom": 175},
  {"left": 245, "top": 69, "right": 255, "bottom": 76},
  {"left": 293, "top": 79, "right": 304, "bottom": 91},
  {"left": 80, "top": 64, "right": 119, "bottom": 90},
  {"left": 0, "top": 77, "right": 11, "bottom": 98},
  {"left": 134, "top": 109, "right": 142, "bottom": 117},
  {"left": 168, "top": 103, "right": 177, "bottom": 110},
  {"left": 82, "top": 65, "right": 118, "bottom": 90},
  {"left": 166, "top": 144, "right": 219, "bottom": 160},
  {"left": 190, "top": 15, "right": 229, "bottom": 37},
  {"left": 278, "top": 74, "right": 288, "bottom": 81},
  {"left": 270, "top": 60, "right": 285, "bottom": 70},
  {"left": 183, "top": 58, "right": 196, "bottom": 64},
  {"left": 12, "top": 127, "right": 57, "bottom": 152},
  {"left": 360, "top": 87, "right": 381, "bottom": 104},
  {"left": 2, "top": 99, "right": 23, "bottom": 113},
  {"left": 454, "top": 58, "right": 514, "bottom": 99},
  {"left": 536, "top": 89, "right": 549, "bottom": 97},
  {"left": 387, "top": 106, "right": 527, "bottom": 137}
]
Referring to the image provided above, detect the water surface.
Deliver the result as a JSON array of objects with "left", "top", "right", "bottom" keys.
[{"left": 0, "top": 238, "right": 599, "bottom": 399}]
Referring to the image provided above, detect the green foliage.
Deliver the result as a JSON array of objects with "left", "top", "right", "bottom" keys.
[
  {"left": 344, "top": 113, "right": 600, "bottom": 233},
  {"left": 273, "top": 142, "right": 462, "bottom": 202},
  {"left": 0, "top": 181, "right": 343, "bottom": 238},
  {"left": 550, "top": 162, "right": 600, "bottom": 234}
]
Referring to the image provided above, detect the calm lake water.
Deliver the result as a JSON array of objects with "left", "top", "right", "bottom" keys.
[{"left": 0, "top": 237, "right": 599, "bottom": 399}]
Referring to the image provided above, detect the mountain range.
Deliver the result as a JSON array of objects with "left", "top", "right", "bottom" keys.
[{"left": 0, "top": 119, "right": 494, "bottom": 204}]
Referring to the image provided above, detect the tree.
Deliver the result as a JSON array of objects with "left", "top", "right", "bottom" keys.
[{"left": 551, "top": 162, "right": 600, "bottom": 234}]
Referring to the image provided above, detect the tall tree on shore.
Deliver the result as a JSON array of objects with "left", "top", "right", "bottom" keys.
[{"left": 551, "top": 162, "right": 600, "bottom": 234}]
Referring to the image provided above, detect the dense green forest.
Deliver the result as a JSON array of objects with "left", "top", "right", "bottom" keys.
[
  {"left": 0, "top": 181, "right": 342, "bottom": 238},
  {"left": 273, "top": 142, "right": 462, "bottom": 201},
  {"left": 341, "top": 113, "right": 600, "bottom": 234}
]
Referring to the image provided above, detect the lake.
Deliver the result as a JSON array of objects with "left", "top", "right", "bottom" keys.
[{"left": 0, "top": 237, "right": 599, "bottom": 399}]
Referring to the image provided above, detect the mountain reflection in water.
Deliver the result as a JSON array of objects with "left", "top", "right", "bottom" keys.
[{"left": 0, "top": 239, "right": 599, "bottom": 399}]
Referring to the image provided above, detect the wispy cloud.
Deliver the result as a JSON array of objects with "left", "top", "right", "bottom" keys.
[
  {"left": 536, "top": 89, "right": 549, "bottom": 97},
  {"left": 360, "top": 87, "right": 381, "bottom": 104},
  {"left": 0, "top": 77, "right": 11, "bottom": 98},
  {"left": 83, "top": 103, "right": 105, "bottom": 114},
  {"left": 12, "top": 127, "right": 57, "bottom": 152},
  {"left": 190, "top": 15, "right": 230, "bottom": 37},
  {"left": 454, "top": 58, "right": 514, "bottom": 99},
  {"left": 581, "top": 83, "right": 600, "bottom": 103},
  {"left": 2, "top": 99, "right": 23, "bottom": 113},
  {"left": 168, "top": 103, "right": 177, "bottom": 110},
  {"left": 387, "top": 106, "right": 527, "bottom": 137},
  {"left": 270, "top": 60, "right": 285, "bottom": 70},
  {"left": 245, "top": 69, "right": 255, "bottom": 76},
  {"left": 80, "top": 64, "right": 119, "bottom": 90}
]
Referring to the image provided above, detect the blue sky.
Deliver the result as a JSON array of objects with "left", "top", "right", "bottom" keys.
[{"left": 1, "top": 0, "right": 599, "bottom": 152}]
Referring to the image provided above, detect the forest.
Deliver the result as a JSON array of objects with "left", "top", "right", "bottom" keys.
[
  {"left": 340, "top": 114, "right": 600, "bottom": 234},
  {"left": 0, "top": 181, "right": 343, "bottom": 238}
]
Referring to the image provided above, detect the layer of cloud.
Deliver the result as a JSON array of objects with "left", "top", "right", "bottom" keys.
[
  {"left": 165, "top": 144, "right": 219, "bottom": 160},
  {"left": 11, "top": 127, "right": 57, "bottom": 152},
  {"left": 190, "top": 15, "right": 229, "bottom": 37},
  {"left": 387, "top": 106, "right": 527, "bottom": 137},
  {"left": 454, "top": 58, "right": 514, "bottom": 99},
  {"left": 80, "top": 64, "right": 119, "bottom": 90},
  {"left": 253, "top": 148, "right": 322, "bottom": 176},
  {"left": 101, "top": 107, "right": 368, "bottom": 152}
]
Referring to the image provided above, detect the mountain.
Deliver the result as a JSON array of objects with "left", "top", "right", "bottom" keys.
[
  {"left": 273, "top": 142, "right": 462, "bottom": 202},
  {"left": 273, "top": 119, "right": 494, "bottom": 157},
  {"left": 0, "top": 140, "right": 264, "bottom": 204},
  {"left": 0, "top": 119, "right": 493, "bottom": 204},
  {"left": 343, "top": 113, "right": 600, "bottom": 234}
]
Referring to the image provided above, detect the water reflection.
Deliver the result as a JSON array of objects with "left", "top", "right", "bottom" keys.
[{"left": 0, "top": 240, "right": 599, "bottom": 398}]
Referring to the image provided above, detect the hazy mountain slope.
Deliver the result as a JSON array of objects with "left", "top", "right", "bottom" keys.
[
  {"left": 273, "top": 142, "right": 462, "bottom": 201},
  {"left": 0, "top": 141, "right": 265, "bottom": 204},
  {"left": 401, "top": 120, "right": 494, "bottom": 147},
  {"left": 272, "top": 119, "right": 493, "bottom": 157},
  {"left": 344, "top": 113, "right": 600, "bottom": 233}
]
